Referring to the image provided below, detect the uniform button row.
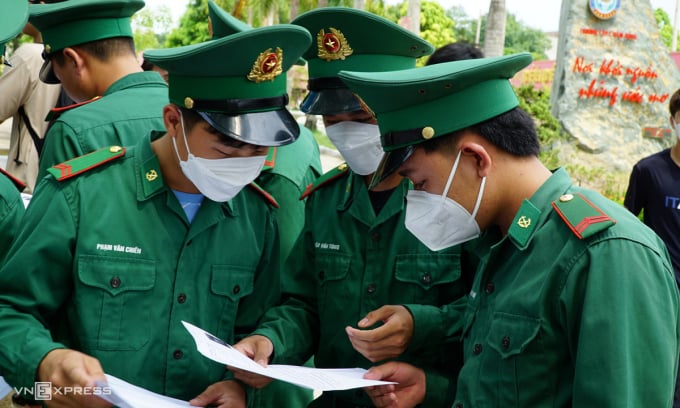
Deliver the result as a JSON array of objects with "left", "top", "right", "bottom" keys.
[{"left": 472, "top": 343, "right": 483, "bottom": 355}]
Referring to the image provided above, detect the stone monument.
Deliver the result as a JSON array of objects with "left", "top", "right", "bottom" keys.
[{"left": 551, "top": 0, "right": 680, "bottom": 172}]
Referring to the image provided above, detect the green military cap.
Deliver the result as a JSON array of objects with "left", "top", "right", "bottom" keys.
[
  {"left": 291, "top": 7, "right": 434, "bottom": 115},
  {"left": 144, "top": 25, "right": 311, "bottom": 147},
  {"left": 29, "top": 0, "right": 144, "bottom": 84},
  {"left": 207, "top": 0, "right": 305, "bottom": 65},
  {"left": 0, "top": 0, "right": 29, "bottom": 67},
  {"left": 336, "top": 52, "right": 533, "bottom": 188}
]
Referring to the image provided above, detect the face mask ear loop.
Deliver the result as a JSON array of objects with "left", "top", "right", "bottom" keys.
[
  {"left": 441, "top": 149, "right": 463, "bottom": 201},
  {"left": 470, "top": 176, "right": 486, "bottom": 220},
  {"left": 175, "top": 109, "right": 193, "bottom": 159}
]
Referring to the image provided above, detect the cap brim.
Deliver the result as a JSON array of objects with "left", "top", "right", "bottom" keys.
[
  {"left": 198, "top": 109, "right": 300, "bottom": 147},
  {"left": 39, "top": 58, "right": 60, "bottom": 84},
  {"left": 368, "top": 145, "right": 414, "bottom": 190},
  {"left": 300, "top": 88, "right": 362, "bottom": 115}
]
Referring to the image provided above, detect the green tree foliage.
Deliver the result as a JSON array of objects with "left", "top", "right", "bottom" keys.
[
  {"left": 132, "top": 6, "right": 173, "bottom": 51},
  {"left": 475, "top": 13, "right": 549, "bottom": 60},
  {"left": 392, "top": 1, "right": 454, "bottom": 50},
  {"left": 655, "top": 7, "right": 680, "bottom": 50},
  {"left": 165, "top": 0, "right": 221, "bottom": 47}
]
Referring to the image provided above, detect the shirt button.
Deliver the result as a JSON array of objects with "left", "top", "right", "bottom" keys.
[
  {"left": 502, "top": 336, "right": 510, "bottom": 350},
  {"left": 366, "top": 283, "right": 376, "bottom": 294},
  {"left": 173, "top": 349, "right": 183, "bottom": 359},
  {"left": 232, "top": 285, "right": 241, "bottom": 295},
  {"left": 371, "top": 232, "right": 381, "bottom": 241},
  {"left": 421, "top": 273, "right": 432, "bottom": 284},
  {"left": 177, "top": 294, "right": 187, "bottom": 304},
  {"left": 110, "top": 277, "right": 121, "bottom": 288},
  {"left": 472, "top": 343, "right": 483, "bottom": 355},
  {"left": 485, "top": 282, "right": 495, "bottom": 294}
]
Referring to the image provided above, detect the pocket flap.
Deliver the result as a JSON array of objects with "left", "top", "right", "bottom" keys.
[
  {"left": 77, "top": 255, "right": 156, "bottom": 296},
  {"left": 315, "top": 253, "right": 351, "bottom": 282},
  {"left": 211, "top": 265, "right": 256, "bottom": 300},
  {"left": 487, "top": 313, "right": 541, "bottom": 358},
  {"left": 395, "top": 253, "right": 460, "bottom": 290}
]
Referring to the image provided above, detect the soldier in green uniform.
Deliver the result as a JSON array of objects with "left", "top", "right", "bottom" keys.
[
  {"left": 28, "top": 0, "right": 169, "bottom": 184},
  {"left": 0, "top": 0, "right": 28, "bottom": 263},
  {"left": 0, "top": 24, "right": 312, "bottom": 407},
  {"left": 338, "top": 53, "right": 680, "bottom": 407},
  {"left": 232, "top": 8, "right": 467, "bottom": 408},
  {"left": 208, "top": 2, "right": 321, "bottom": 407},
  {"left": 208, "top": 0, "right": 322, "bottom": 263}
]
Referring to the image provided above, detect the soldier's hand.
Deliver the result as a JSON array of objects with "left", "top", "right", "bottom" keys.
[
  {"left": 363, "top": 362, "right": 425, "bottom": 408},
  {"left": 37, "top": 348, "right": 111, "bottom": 408},
  {"left": 190, "top": 380, "right": 245, "bottom": 408},
  {"left": 229, "top": 335, "right": 274, "bottom": 388},
  {"left": 345, "top": 305, "right": 414, "bottom": 362}
]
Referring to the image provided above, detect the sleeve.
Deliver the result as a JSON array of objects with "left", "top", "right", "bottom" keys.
[
  {"left": 0, "top": 178, "right": 78, "bottom": 389},
  {"left": 0, "top": 50, "right": 32, "bottom": 122},
  {"left": 0, "top": 180, "right": 24, "bottom": 263},
  {"left": 251, "top": 204, "right": 319, "bottom": 365},
  {"left": 563, "top": 237, "right": 680, "bottom": 407},
  {"left": 421, "top": 367, "right": 457, "bottom": 407},
  {"left": 36, "top": 121, "right": 84, "bottom": 181},
  {"left": 623, "top": 163, "right": 645, "bottom": 216}
]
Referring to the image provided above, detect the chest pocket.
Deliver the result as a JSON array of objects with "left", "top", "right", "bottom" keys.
[
  {"left": 314, "top": 253, "right": 351, "bottom": 316},
  {"left": 75, "top": 255, "right": 156, "bottom": 351},
  {"left": 210, "top": 265, "right": 256, "bottom": 342},
  {"left": 485, "top": 313, "right": 542, "bottom": 406},
  {"left": 394, "top": 253, "right": 460, "bottom": 303}
]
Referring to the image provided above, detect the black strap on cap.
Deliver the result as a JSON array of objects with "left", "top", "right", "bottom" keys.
[
  {"left": 383, "top": 127, "right": 432, "bottom": 148},
  {"left": 190, "top": 94, "right": 289, "bottom": 114},
  {"left": 307, "top": 76, "right": 347, "bottom": 91}
]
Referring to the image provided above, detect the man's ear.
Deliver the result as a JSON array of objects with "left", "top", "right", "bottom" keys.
[
  {"left": 163, "top": 105, "right": 182, "bottom": 137},
  {"left": 460, "top": 142, "right": 493, "bottom": 178},
  {"left": 60, "top": 47, "right": 88, "bottom": 76}
]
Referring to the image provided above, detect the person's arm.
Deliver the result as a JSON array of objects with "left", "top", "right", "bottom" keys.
[
  {"left": 0, "top": 181, "right": 24, "bottom": 263},
  {"left": 0, "top": 48, "right": 32, "bottom": 122},
  {"left": 623, "top": 164, "right": 645, "bottom": 216},
  {"left": 565, "top": 238, "right": 679, "bottom": 406},
  {"left": 0, "top": 178, "right": 77, "bottom": 389}
]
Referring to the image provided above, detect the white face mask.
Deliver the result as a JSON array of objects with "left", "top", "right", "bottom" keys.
[
  {"left": 405, "top": 150, "right": 486, "bottom": 251},
  {"left": 173, "top": 112, "right": 266, "bottom": 202},
  {"left": 325, "top": 121, "right": 384, "bottom": 176}
]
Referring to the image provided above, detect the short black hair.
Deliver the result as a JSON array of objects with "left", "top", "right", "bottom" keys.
[
  {"left": 51, "top": 37, "right": 135, "bottom": 65},
  {"left": 669, "top": 88, "right": 680, "bottom": 117},
  {"left": 422, "top": 107, "right": 540, "bottom": 157},
  {"left": 426, "top": 42, "right": 484, "bottom": 66}
]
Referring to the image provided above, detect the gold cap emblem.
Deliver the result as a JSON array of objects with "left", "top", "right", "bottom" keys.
[
  {"left": 146, "top": 169, "right": 158, "bottom": 182},
  {"left": 317, "top": 28, "right": 353, "bottom": 61},
  {"left": 184, "top": 97, "right": 194, "bottom": 109},
  {"left": 109, "top": 146, "right": 123, "bottom": 153},
  {"left": 247, "top": 47, "right": 283, "bottom": 83},
  {"left": 421, "top": 127, "right": 435, "bottom": 139}
]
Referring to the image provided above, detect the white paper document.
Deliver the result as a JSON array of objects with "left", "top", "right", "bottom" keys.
[
  {"left": 182, "top": 321, "right": 397, "bottom": 391},
  {"left": 97, "top": 374, "right": 192, "bottom": 408}
]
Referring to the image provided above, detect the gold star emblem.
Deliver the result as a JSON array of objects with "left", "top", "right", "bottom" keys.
[
  {"left": 517, "top": 215, "right": 532, "bottom": 229},
  {"left": 317, "top": 28, "right": 353, "bottom": 61},
  {"left": 146, "top": 169, "right": 158, "bottom": 182},
  {"left": 247, "top": 48, "right": 283, "bottom": 83}
]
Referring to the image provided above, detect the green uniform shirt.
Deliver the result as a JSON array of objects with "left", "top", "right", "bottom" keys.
[
  {"left": 0, "top": 174, "right": 23, "bottom": 263},
  {"left": 0, "top": 133, "right": 281, "bottom": 401},
  {"left": 254, "top": 170, "right": 466, "bottom": 407},
  {"left": 456, "top": 168, "right": 680, "bottom": 407},
  {"left": 256, "top": 126, "right": 321, "bottom": 262},
  {"left": 36, "top": 71, "right": 168, "bottom": 182}
]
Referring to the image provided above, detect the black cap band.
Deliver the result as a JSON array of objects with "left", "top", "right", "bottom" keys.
[
  {"left": 189, "top": 94, "right": 289, "bottom": 114},
  {"left": 307, "top": 76, "right": 347, "bottom": 91}
]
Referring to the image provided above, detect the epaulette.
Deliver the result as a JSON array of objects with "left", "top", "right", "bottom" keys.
[
  {"left": 552, "top": 192, "right": 616, "bottom": 239},
  {"left": 300, "top": 163, "right": 349, "bottom": 200},
  {"left": 45, "top": 96, "right": 102, "bottom": 122},
  {"left": 47, "top": 146, "right": 126, "bottom": 182},
  {"left": 261, "top": 147, "right": 278, "bottom": 172},
  {"left": 0, "top": 168, "right": 26, "bottom": 192},
  {"left": 248, "top": 182, "right": 280, "bottom": 208}
]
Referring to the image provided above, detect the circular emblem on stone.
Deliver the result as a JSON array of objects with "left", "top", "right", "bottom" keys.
[{"left": 589, "top": 0, "right": 621, "bottom": 20}]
